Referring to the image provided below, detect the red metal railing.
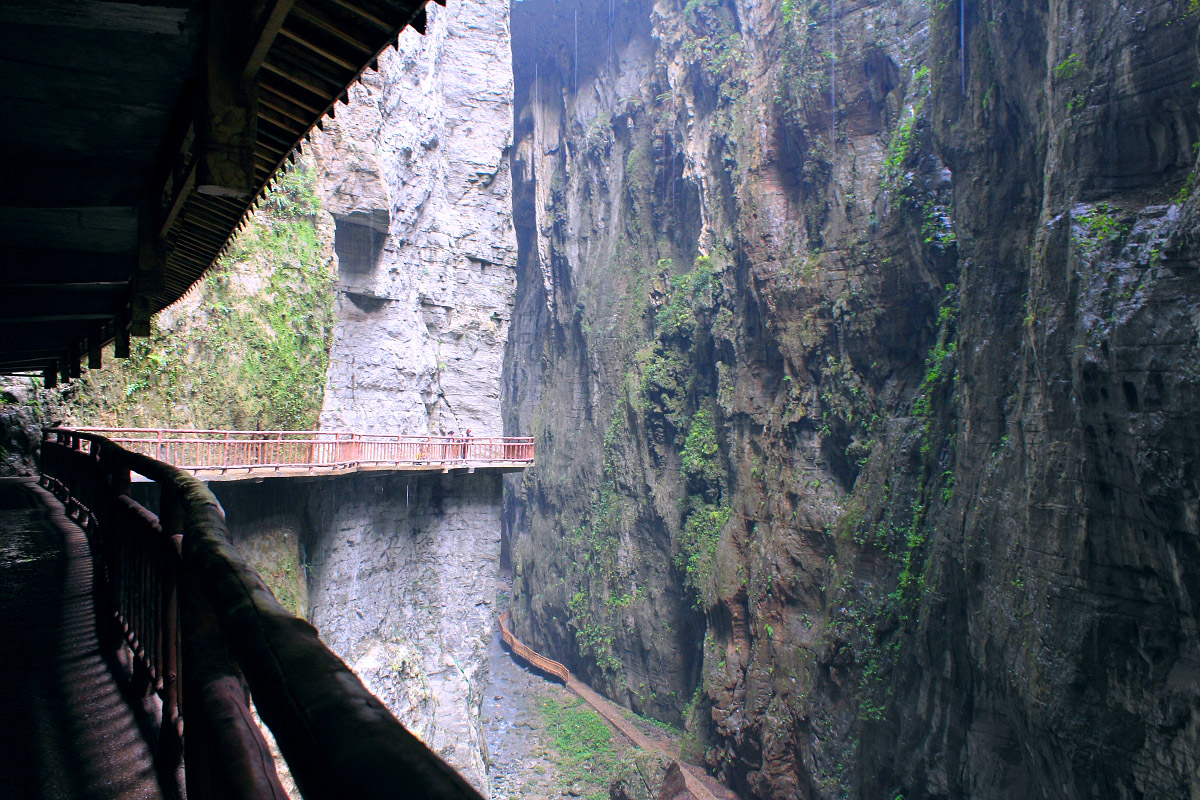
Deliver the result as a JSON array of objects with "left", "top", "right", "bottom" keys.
[
  {"left": 40, "top": 428, "right": 483, "bottom": 800},
  {"left": 69, "top": 428, "right": 535, "bottom": 474}
]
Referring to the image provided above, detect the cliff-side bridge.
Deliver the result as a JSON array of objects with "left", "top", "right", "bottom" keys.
[{"left": 71, "top": 427, "right": 535, "bottom": 481}]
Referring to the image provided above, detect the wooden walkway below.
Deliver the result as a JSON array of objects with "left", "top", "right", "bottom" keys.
[
  {"left": 496, "top": 612, "right": 736, "bottom": 800},
  {"left": 65, "top": 428, "right": 534, "bottom": 482}
]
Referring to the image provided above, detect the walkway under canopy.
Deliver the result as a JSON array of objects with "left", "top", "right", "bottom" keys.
[
  {"left": 0, "top": 478, "right": 163, "bottom": 800},
  {"left": 12, "top": 428, "right": 488, "bottom": 799},
  {"left": 0, "top": 0, "right": 432, "bottom": 383}
]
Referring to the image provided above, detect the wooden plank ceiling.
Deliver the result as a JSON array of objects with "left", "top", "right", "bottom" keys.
[{"left": 0, "top": 0, "right": 434, "bottom": 382}]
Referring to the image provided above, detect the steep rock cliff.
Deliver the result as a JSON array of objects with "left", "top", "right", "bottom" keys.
[
  {"left": 213, "top": 471, "right": 504, "bottom": 793},
  {"left": 312, "top": 0, "right": 516, "bottom": 436},
  {"left": 299, "top": 0, "right": 517, "bottom": 791},
  {"left": 503, "top": 0, "right": 1200, "bottom": 798}
]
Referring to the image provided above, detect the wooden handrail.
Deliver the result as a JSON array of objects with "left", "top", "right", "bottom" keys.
[
  {"left": 41, "top": 428, "right": 483, "bottom": 800},
  {"left": 497, "top": 611, "right": 569, "bottom": 684}
]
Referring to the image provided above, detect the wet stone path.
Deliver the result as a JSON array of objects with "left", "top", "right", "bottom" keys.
[{"left": 0, "top": 478, "right": 163, "bottom": 800}]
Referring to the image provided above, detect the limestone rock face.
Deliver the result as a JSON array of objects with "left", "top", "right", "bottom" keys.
[
  {"left": 503, "top": 0, "right": 1200, "bottom": 798},
  {"left": 212, "top": 472, "right": 504, "bottom": 795},
  {"left": 303, "top": 472, "right": 503, "bottom": 792},
  {"left": 312, "top": 0, "right": 516, "bottom": 437},
  {"left": 298, "top": 0, "right": 516, "bottom": 792}
]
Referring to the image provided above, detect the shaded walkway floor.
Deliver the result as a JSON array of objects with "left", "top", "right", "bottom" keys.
[{"left": 0, "top": 478, "right": 163, "bottom": 800}]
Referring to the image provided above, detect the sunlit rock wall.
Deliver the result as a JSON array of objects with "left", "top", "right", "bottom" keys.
[
  {"left": 312, "top": 0, "right": 516, "bottom": 437},
  {"left": 299, "top": 0, "right": 516, "bottom": 793}
]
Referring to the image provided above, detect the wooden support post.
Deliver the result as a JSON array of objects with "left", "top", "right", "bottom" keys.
[
  {"left": 44, "top": 365, "right": 57, "bottom": 389},
  {"left": 115, "top": 309, "right": 131, "bottom": 358},
  {"left": 88, "top": 325, "right": 103, "bottom": 370},
  {"left": 137, "top": 229, "right": 166, "bottom": 295},
  {"left": 197, "top": 0, "right": 258, "bottom": 198},
  {"left": 131, "top": 294, "right": 153, "bottom": 338},
  {"left": 68, "top": 344, "right": 81, "bottom": 381}
]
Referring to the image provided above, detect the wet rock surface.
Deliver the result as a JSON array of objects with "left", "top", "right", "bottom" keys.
[{"left": 502, "top": 0, "right": 1200, "bottom": 797}]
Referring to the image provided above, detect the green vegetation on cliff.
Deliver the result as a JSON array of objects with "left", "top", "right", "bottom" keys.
[{"left": 68, "top": 165, "right": 335, "bottom": 430}]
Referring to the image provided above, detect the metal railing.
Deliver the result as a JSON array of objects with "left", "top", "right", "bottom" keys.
[
  {"left": 41, "top": 428, "right": 483, "bottom": 800},
  {"left": 69, "top": 428, "right": 535, "bottom": 475}
]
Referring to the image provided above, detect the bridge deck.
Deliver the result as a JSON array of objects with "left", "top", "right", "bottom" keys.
[{"left": 69, "top": 428, "right": 534, "bottom": 482}]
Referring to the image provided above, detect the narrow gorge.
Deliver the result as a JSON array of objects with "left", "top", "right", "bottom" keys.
[
  {"left": 6, "top": 1, "right": 1197, "bottom": 799},
  {"left": 501, "top": 0, "right": 1200, "bottom": 798}
]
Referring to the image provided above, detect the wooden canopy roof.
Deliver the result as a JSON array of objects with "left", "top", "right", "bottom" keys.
[{"left": 0, "top": 0, "right": 434, "bottom": 382}]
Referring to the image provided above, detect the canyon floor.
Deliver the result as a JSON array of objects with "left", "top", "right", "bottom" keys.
[{"left": 483, "top": 586, "right": 691, "bottom": 800}]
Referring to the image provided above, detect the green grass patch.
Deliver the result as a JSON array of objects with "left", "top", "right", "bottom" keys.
[{"left": 536, "top": 695, "right": 623, "bottom": 800}]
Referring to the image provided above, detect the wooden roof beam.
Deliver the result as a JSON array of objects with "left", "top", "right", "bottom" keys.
[
  {"left": 244, "top": 0, "right": 299, "bottom": 83},
  {"left": 0, "top": 288, "right": 122, "bottom": 323},
  {"left": 290, "top": 5, "right": 375, "bottom": 54},
  {"left": 0, "top": 158, "right": 145, "bottom": 208},
  {"left": 260, "top": 82, "right": 322, "bottom": 117},
  {"left": 0, "top": 249, "right": 135, "bottom": 286},
  {"left": 261, "top": 59, "right": 335, "bottom": 102},
  {"left": 324, "top": 0, "right": 394, "bottom": 32},
  {"left": 0, "top": 347, "right": 71, "bottom": 361},
  {"left": 0, "top": 358, "right": 62, "bottom": 374}
]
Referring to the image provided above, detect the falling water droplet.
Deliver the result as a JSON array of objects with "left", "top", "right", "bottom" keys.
[{"left": 961, "top": 0, "right": 967, "bottom": 96}]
